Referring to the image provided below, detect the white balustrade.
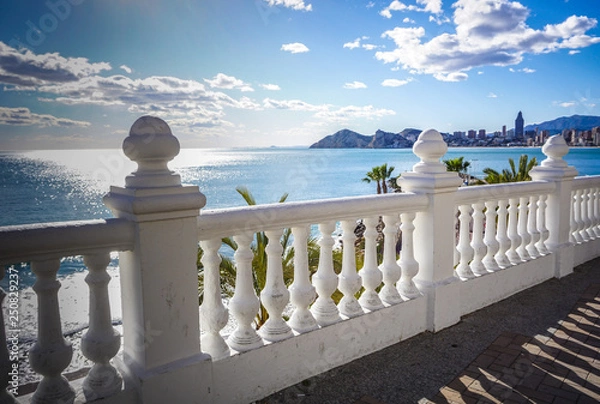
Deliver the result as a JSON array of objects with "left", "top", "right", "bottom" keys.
[
  {"left": 536, "top": 194, "right": 549, "bottom": 255},
  {"left": 526, "top": 196, "right": 541, "bottom": 259},
  {"left": 482, "top": 200, "right": 500, "bottom": 272},
  {"left": 516, "top": 196, "right": 532, "bottom": 261},
  {"left": 337, "top": 220, "right": 363, "bottom": 318},
  {"left": 81, "top": 253, "right": 122, "bottom": 400},
  {"left": 506, "top": 197, "right": 522, "bottom": 265},
  {"left": 495, "top": 199, "right": 512, "bottom": 268},
  {"left": 200, "top": 238, "right": 230, "bottom": 359},
  {"left": 29, "top": 259, "right": 75, "bottom": 404},
  {"left": 469, "top": 202, "right": 488, "bottom": 276},
  {"left": 9, "top": 119, "right": 600, "bottom": 404},
  {"left": 455, "top": 204, "right": 475, "bottom": 279},
  {"left": 259, "top": 229, "right": 293, "bottom": 341},
  {"left": 379, "top": 214, "right": 402, "bottom": 305},
  {"left": 227, "top": 233, "right": 263, "bottom": 352},
  {"left": 310, "top": 221, "right": 341, "bottom": 326},
  {"left": 398, "top": 212, "right": 420, "bottom": 299},
  {"left": 358, "top": 217, "right": 384, "bottom": 310},
  {"left": 288, "top": 225, "right": 319, "bottom": 332}
]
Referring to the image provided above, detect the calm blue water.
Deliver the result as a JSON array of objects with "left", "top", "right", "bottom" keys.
[{"left": 2, "top": 146, "right": 600, "bottom": 287}]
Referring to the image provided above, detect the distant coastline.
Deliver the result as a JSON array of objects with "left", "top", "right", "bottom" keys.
[{"left": 310, "top": 114, "right": 600, "bottom": 149}]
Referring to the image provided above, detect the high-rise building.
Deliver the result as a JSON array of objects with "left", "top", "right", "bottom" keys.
[
  {"left": 515, "top": 111, "right": 524, "bottom": 139},
  {"left": 502, "top": 125, "right": 506, "bottom": 137}
]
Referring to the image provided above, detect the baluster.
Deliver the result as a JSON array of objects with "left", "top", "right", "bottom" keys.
[
  {"left": 516, "top": 196, "right": 532, "bottom": 261},
  {"left": 580, "top": 189, "right": 591, "bottom": 241},
  {"left": 470, "top": 202, "right": 488, "bottom": 276},
  {"left": 379, "top": 214, "right": 402, "bottom": 305},
  {"left": 536, "top": 194, "right": 550, "bottom": 255},
  {"left": 29, "top": 259, "right": 75, "bottom": 404},
  {"left": 455, "top": 204, "right": 475, "bottom": 279},
  {"left": 358, "top": 217, "right": 384, "bottom": 310},
  {"left": 199, "top": 238, "right": 230, "bottom": 359},
  {"left": 259, "top": 229, "right": 293, "bottom": 341},
  {"left": 310, "top": 221, "right": 341, "bottom": 326},
  {"left": 572, "top": 190, "right": 584, "bottom": 243},
  {"left": 0, "top": 269, "right": 17, "bottom": 403},
  {"left": 506, "top": 197, "right": 522, "bottom": 265},
  {"left": 526, "top": 195, "right": 541, "bottom": 259},
  {"left": 454, "top": 208, "right": 460, "bottom": 268},
  {"left": 570, "top": 191, "right": 577, "bottom": 243},
  {"left": 482, "top": 200, "right": 500, "bottom": 272},
  {"left": 495, "top": 199, "right": 511, "bottom": 268},
  {"left": 288, "top": 225, "right": 319, "bottom": 332},
  {"left": 398, "top": 212, "right": 420, "bottom": 299},
  {"left": 227, "top": 233, "right": 263, "bottom": 352},
  {"left": 594, "top": 187, "right": 600, "bottom": 238},
  {"left": 585, "top": 189, "right": 595, "bottom": 240},
  {"left": 81, "top": 253, "right": 122, "bottom": 400},
  {"left": 337, "top": 220, "right": 363, "bottom": 318}
]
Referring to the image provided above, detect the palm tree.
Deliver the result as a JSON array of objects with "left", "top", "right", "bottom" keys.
[
  {"left": 379, "top": 163, "right": 395, "bottom": 194},
  {"left": 362, "top": 164, "right": 396, "bottom": 194},
  {"left": 482, "top": 155, "right": 538, "bottom": 183},
  {"left": 363, "top": 166, "right": 383, "bottom": 194},
  {"left": 444, "top": 157, "right": 471, "bottom": 183}
]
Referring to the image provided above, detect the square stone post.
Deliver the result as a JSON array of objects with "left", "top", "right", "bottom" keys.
[
  {"left": 399, "top": 129, "right": 463, "bottom": 332},
  {"left": 104, "top": 116, "right": 212, "bottom": 403},
  {"left": 530, "top": 134, "right": 578, "bottom": 278}
]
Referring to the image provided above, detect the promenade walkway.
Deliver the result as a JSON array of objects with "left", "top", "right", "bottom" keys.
[{"left": 261, "top": 257, "right": 600, "bottom": 404}]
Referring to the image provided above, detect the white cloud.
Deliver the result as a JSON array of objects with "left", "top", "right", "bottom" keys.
[
  {"left": 569, "top": 50, "right": 581, "bottom": 55},
  {"left": 380, "top": 0, "right": 443, "bottom": 19},
  {"left": 263, "top": 98, "right": 395, "bottom": 122},
  {"left": 374, "top": 0, "right": 600, "bottom": 81},
  {"left": 381, "top": 78, "right": 413, "bottom": 87},
  {"left": 487, "top": 92, "right": 498, "bottom": 98},
  {"left": 263, "top": 98, "right": 326, "bottom": 111},
  {"left": 0, "top": 41, "right": 111, "bottom": 87},
  {"left": 281, "top": 42, "right": 310, "bottom": 53},
  {"left": 343, "top": 81, "right": 367, "bottom": 89},
  {"left": 264, "top": 0, "right": 312, "bottom": 11},
  {"left": 380, "top": 1, "right": 408, "bottom": 19},
  {"left": 521, "top": 68, "right": 536, "bottom": 73},
  {"left": 559, "top": 101, "right": 576, "bottom": 108},
  {"left": 314, "top": 105, "right": 396, "bottom": 121},
  {"left": 343, "top": 38, "right": 361, "bottom": 49},
  {"left": 0, "top": 107, "right": 90, "bottom": 127},
  {"left": 120, "top": 65, "right": 132, "bottom": 74},
  {"left": 204, "top": 73, "right": 254, "bottom": 92},
  {"left": 343, "top": 37, "right": 381, "bottom": 51},
  {"left": 403, "top": 17, "right": 415, "bottom": 24},
  {"left": 261, "top": 83, "right": 281, "bottom": 90}
]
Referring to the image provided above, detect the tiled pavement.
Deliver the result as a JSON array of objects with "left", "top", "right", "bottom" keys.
[{"left": 421, "top": 284, "right": 600, "bottom": 404}]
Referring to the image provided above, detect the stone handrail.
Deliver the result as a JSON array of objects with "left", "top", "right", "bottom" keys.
[
  {"left": 0, "top": 218, "right": 135, "bottom": 265},
  {"left": 197, "top": 192, "right": 428, "bottom": 239}
]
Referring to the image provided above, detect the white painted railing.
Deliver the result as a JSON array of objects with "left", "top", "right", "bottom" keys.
[{"left": 2, "top": 117, "right": 600, "bottom": 404}]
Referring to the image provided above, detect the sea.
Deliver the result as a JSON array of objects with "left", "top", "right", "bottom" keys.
[{"left": 2, "top": 146, "right": 600, "bottom": 289}]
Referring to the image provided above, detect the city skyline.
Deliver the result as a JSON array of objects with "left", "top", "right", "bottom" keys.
[{"left": 0, "top": 0, "right": 599, "bottom": 150}]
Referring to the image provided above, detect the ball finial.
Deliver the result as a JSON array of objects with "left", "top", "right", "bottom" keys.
[
  {"left": 412, "top": 129, "right": 448, "bottom": 173},
  {"left": 122, "top": 116, "right": 181, "bottom": 188},
  {"left": 541, "top": 134, "right": 569, "bottom": 168}
]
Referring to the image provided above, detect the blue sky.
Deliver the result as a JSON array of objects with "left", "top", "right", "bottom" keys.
[{"left": 0, "top": 0, "right": 599, "bottom": 149}]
